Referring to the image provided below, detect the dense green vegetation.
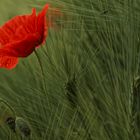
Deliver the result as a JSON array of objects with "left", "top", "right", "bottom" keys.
[{"left": 0, "top": 0, "right": 140, "bottom": 139}]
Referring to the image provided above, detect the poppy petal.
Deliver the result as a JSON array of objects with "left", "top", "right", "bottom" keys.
[
  {"left": 0, "top": 3, "right": 50, "bottom": 69},
  {"left": 1, "top": 16, "right": 27, "bottom": 41},
  {"left": 0, "top": 33, "right": 40, "bottom": 57},
  {"left": 0, "top": 56, "right": 18, "bottom": 69},
  {"left": 36, "top": 4, "right": 49, "bottom": 44},
  {"left": 21, "top": 8, "right": 37, "bottom": 35},
  {"left": 1, "top": 9, "right": 37, "bottom": 42},
  {"left": 0, "top": 29, "right": 10, "bottom": 45}
]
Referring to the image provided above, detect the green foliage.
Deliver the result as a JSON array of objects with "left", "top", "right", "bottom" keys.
[{"left": 0, "top": 0, "right": 140, "bottom": 139}]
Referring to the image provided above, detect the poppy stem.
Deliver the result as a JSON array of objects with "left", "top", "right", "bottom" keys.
[
  {"left": 34, "top": 49, "right": 51, "bottom": 110},
  {"left": 0, "top": 98, "right": 16, "bottom": 117}
]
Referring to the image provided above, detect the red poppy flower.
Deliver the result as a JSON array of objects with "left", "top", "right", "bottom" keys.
[{"left": 0, "top": 4, "right": 49, "bottom": 69}]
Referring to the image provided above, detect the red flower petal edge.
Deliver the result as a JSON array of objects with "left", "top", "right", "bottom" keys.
[
  {"left": 0, "top": 56, "right": 18, "bottom": 69},
  {"left": 0, "top": 4, "right": 49, "bottom": 69}
]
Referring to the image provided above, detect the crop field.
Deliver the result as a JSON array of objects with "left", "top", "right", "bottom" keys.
[{"left": 0, "top": 0, "right": 140, "bottom": 140}]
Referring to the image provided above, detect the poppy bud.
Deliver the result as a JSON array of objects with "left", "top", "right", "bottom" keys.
[
  {"left": 5, "top": 117, "right": 16, "bottom": 132},
  {"left": 15, "top": 117, "right": 31, "bottom": 138}
]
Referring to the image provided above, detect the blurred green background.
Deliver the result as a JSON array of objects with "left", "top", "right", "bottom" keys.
[
  {"left": 0, "top": 0, "right": 140, "bottom": 140},
  {"left": 0, "top": 0, "right": 29, "bottom": 24}
]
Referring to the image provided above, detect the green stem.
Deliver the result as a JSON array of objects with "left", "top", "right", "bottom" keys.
[
  {"left": 34, "top": 50, "right": 51, "bottom": 109},
  {"left": 0, "top": 98, "right": 16, "bottom": 117}
]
